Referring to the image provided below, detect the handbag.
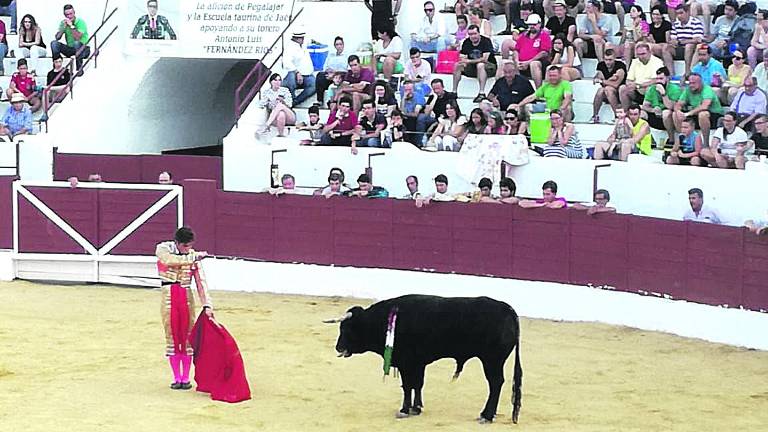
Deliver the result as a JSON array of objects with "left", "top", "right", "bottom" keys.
[{"left": 435, "top": 49, "right": 459, "bottom": 74}]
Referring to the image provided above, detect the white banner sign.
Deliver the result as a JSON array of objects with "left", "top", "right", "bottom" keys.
[{"left": 124, "top": 0, "right": 294, "bottom": 58}]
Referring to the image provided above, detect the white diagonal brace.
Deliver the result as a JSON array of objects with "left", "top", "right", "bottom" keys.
[
  {"left": 17, "top": 185, "right": 98, "bottom": 255},
  {"left": 99, "top": 189, "right": 179, "bottom": 256}
]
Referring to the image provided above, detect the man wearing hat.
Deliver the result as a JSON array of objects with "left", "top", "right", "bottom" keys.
[
  {"left": 0, "top": 93, "right": 33, "bottom": 139},
  {"left": 502, "top": 14, "right": 551, "bottom": 88},
  {"left": 282, "top": 27, "right": 317, "bottom": 107}
]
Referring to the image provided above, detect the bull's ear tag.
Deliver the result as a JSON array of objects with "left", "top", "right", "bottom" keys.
[{"left": 383, "top": 306, "right": 399, "bottom": 378}]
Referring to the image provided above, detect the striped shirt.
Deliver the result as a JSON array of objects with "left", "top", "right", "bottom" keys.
[{"left": 671, "top": 17, "right": 704, "bottom": 42}]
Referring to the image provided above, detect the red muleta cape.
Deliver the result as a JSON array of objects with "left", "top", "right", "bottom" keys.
[{"left": 189, "top": 312, "right": 251, "bottom": 403}]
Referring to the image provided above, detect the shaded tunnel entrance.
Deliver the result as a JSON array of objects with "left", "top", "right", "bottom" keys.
[{"left": 127, "top": 58, "right": 260, "bottom": 156}]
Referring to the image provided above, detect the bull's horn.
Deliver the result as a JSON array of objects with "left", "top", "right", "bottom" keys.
[{"left": 322, "top": 311, "right": 352, "bottom": 323}]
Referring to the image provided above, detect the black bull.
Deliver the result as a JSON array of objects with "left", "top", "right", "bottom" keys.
[{"left": 325, "top": 294, "right": 522, "bottom": 423}]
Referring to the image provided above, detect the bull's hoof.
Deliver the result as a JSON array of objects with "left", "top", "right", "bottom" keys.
[
  {"left": 395, "top": 410, "right": 410, "bottom": 419},
  {"left": 409, "top": 406, "right": 422, "bottom": 416},
  {"left": 477, "top": 416, "right": 494, "bottom": 424}
]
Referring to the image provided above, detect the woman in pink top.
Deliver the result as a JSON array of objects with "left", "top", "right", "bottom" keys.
[{"left": 622, "top": 5, "right": 650, "bottom": 65}]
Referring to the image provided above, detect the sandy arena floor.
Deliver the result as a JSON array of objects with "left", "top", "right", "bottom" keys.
[{"left": 2, "top": 280, "right": 767, "bottom": 431}]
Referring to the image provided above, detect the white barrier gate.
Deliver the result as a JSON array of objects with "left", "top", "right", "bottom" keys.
[{"left": 12, "top": 181, "right": 183, "bottom": 286}]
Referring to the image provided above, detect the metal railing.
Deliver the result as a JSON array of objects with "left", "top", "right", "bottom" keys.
[
  {"left": 41, "top": 6, "right": 120, "bottom": 127},
  {"left": 234, "top": 6, "right": 303, "bottom": 126}
]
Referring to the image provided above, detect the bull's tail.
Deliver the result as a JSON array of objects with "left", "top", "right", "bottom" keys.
[{"left": 511, "top": 317, "right": 523, "bottom": 424}]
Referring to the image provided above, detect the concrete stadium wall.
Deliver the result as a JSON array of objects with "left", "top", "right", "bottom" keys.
[
  {"left": 53, "top": 153, "right": 223, "bottom": 188},
  {"left": 183, "top": 180, "right": 768, "bottom": 312}
]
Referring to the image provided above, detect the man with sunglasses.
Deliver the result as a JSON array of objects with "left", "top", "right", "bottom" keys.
[
  {"left": 729, "top": 77, "right": 767, "bottom": 132},
  {"left": 411, "top": 1, "right": 447, "bottom": 52}
]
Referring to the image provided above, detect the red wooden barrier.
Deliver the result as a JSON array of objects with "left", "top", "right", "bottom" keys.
[{"left": 181, "top": 182, "right": 768, "bottom": 312}]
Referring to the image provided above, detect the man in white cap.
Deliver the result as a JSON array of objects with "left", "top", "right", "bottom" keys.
[
  {"left": 282, "top": 26, "right": 316, "bottom": 107},
  {"left": 501, "top": 14, "right": 551, "bottom": 88},
  {"left": 0, "top": 93, "right": 33, "bottom": 139}
]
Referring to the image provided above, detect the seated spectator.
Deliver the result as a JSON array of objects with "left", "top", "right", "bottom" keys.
[
  {"left": 670, "top": 4, "right": 704, "bottom": 75},
  {"left": 399, "top": 79, "right": 433, "bottom": 146},
  {"left": 404, "top": 175, "right": 421, "bottom": 199},
  {"left": 45, "top": 55, "right": 71, "bottom": 106},
  {"left": 683, "top": 188, "right": 722, "bottom": 224},
  {"left": 729, "top": 77, "right": 766, "bottom": 132},
  {"left": 666, "top": 117, "right": 704, "bottom": 166},
  {"left": 428, "top": 100, "right": 467, "bottom": 151},
  {"left": 708, "top": 0, "right": 738, "bottom": 60},
  {"left": 550, "top": 34, "right": 581, "bottom": 82},
  {"left": 449, "top": 14, "right": 469, "bottom": 50},
  {"left": 641, "top": 67, "right": 680, "bottom": 138},
  {"left": 323, "top": 72, "right": 344, "bottom": 109},
  {"left": 753, "top": 49, "right": 768, "bottom": 91},
  {"left": 745, "top": 212, "right": 768, "bottom": 236},
  {"left": 0, "top": 0, "right": 15, "bottom": 35},
  {"left": 721, "top": 50, "right": 752, "bottom": 104},
  {"left": 424, "top": 78, "right": 459, "bottom": 119},
  {"left": 519, "top": 180, "right": 568, "bottom": 208},
  {"left": 0, "top": 93, "right": 32, "bottom": 139},
  {"left": 591, "top": 48, "right": 627, "bottom": 123},
  {"left": 383, "top": 109, "right": 406, "bottom": 147},
  {"left": 485, "top": 111, "right": 506, "bottom": 134},
  {"left": 18, "top": 14, "right": 46, "bottom": 71},
  {"left": 467, "top": 7, "right": 493, "bottom": 40},
  {"left": 465, "top": 107, "right": 488, "bottom": 135},
  {"left": 353, "top": 98, "right": 387, "bottom": 149},
  {"left": 158, "top": 171, "right": 173, "bottom": 185},
  {"left": 691, "top": 45, "right": 727, "bottom": 87},
  {"left": 51, "top": 4, "right": 90, "bottom": 74},
  {"left": 404, "top": 47, "right": 432, "bottom": 96},
  {"left": 620, "top": 42, "right": 665, "bottom": 109},
  {"left": 573, "top": 189, "right": 617, "bottom": 215},
  {"left": 7, "top": 59, "right": 41, "bottom": 113},
  {"left": 268, "top": 174, "right": 296, "bottom": 195},
  {"left": 749, "top": 114, "right": 768, "bottom": 157},
  {"left": 501, "top": 14, "right": 551, "bottom": 87},
  {"left": 600, "top": 105, "right": 641, "bottom": 154},
  {"left": 673, "top": 72, "right": 723, "bottom": 146},
  {"left": 542, "top": 109, "right": 583, "bottom": 158},
  {"left": 544, "top": 0, "right": 583, "bottom": 18},
  {"left": 507, "top": 0, "right": 547, "bottom": 35},
  {"left": 700, "top": 111, "right": 750, "bottom": 169},
  {"left": 453, "top": 24, "right": 497, "bottom": 103},
  {"left": 594, "top": 107, "right": 633, "bottom": 160},
  {"left": 503, "top": 108, "right": 528, "bottom": 135},
  {"left": 620, "top": 5, "right": 651, "bottom": 66},
  {"left": 297, "top": 106, "right": 325, "bottom": 145},
  {"left": 282, "top": 28, "right": 316, "bottom": 107},
  {"left": 257, "top": 73, "right": 295, "bottom": 137},
  {"left": 0, "top": 13, "right": 8, "bottom": 75},
  {"left": 370, "top": 80, "right": 397, "bottom": 117},
  {"left": 488, "top": 62, "right": 535, "bottom": 112},
  {"left": 411, "top": 1, "right": 447, "bottom": 52},
  {"left": 545, "top": 1, "right": 577, "bottom": 42},
  {"left": 498, "top": 177, "right": 519, "bottom": 204},
  {"left": 319, "top": 172, "right": 347, "bottom": 199},
  {"left": 320, "top": 96, "right": 358, "bottom": 147},
  {"left": 648, "top": 6, "right": 675, "bottom": 74},
  {"left": 373, "top": 26, "right": 404, "bottom": 81},
  {"left": 68, "top": 173, "right": 103, "bottom": 188},
  {"left": 519, "top": 66, "right": 574, "bottom": 121},
  {"left": 338, "top": 55, "right": 375, "bottom": 112},
  {"left": 748, "top": 9, "right": 768, "bottom": 70},
  {"left": 573, "top": 0, "right": 611, "bottom": 62},
  {"left": 345, "top": 173, "right": 389, "bottom": 198},
  {"left": 316, "top": 36, "right": 349, "bottom": 104}
]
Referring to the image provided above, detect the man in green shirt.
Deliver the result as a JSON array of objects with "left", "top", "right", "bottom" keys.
[
  {"left": 518, "top": 66, "right": 574, "bottom": 121},
  {"left": 51, "top": 4, "right": 90, "bottom": 73},
  {"left": 673, "top": 72, "right": 723, "bottom": 146},
  {"left": 641, "top": 67, "right": 681, "bottom": 141}
]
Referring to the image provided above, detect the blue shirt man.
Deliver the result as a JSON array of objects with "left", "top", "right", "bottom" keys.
[{"left": 691, "top": 47, "right": 727, "bottom": 86}]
